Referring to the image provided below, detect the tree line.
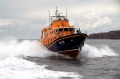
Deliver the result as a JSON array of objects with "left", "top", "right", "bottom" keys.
[{"left": 88, "top": 30, "right": 120, "bottom": 39}]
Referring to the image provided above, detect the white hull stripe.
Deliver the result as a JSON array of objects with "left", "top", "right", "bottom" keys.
[{"left": 58, "top": 49, "right": 79, "bottom": 53}]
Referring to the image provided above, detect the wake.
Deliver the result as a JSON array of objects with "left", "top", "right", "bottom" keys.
[{"left": 0, "top": 56, "right": 82, "bottom": 79}]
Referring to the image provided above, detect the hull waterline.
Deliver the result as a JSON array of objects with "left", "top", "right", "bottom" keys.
[{"left": 58, "top": 49, "right": 79, "bottom": 59}]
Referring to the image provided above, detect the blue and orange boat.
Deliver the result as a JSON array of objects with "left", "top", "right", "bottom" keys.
[{"left": 40, "top": 8, "right": 88, "bottom": 59}]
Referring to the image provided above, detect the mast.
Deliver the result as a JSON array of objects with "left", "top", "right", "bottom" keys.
[
  {"left": 66, "top": 10, "right": 67, "bottom": 18},
  {"left": 55, "top": 7, "right": 63, "bottom": 17},
  {"left": 48, "top": 10, "right": 50, "bottom": 26},
  {"left": 55, "top": 7, "right": 58, "bottom": 17}
]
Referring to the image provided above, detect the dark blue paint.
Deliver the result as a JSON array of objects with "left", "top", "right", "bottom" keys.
[{"left": 46, "top": 34, "right": 87, "bottom": 52}]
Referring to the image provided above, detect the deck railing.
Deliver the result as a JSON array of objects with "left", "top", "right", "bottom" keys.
[{"left": 56, "top": 27, "right": 87, "bottom": 38}]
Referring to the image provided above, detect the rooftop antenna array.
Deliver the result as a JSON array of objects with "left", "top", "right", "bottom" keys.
[{"left": 48, "top": 7, "right": 68, "bottom": 27}]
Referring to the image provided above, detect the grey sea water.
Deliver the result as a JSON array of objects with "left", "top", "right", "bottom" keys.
[{"left": 0, "top": 39, "right": 120, "bottom": 79}]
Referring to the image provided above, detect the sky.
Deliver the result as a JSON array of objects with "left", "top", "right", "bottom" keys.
[{"left": 0, "top": 0, "right": 120, "bottom": 39}]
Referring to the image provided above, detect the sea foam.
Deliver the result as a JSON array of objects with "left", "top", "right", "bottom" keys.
[
  {"left": 0, "top": 39, "right": 54, "bottom": 60},
  {"left": 81, "top": 44, "right": 118, "bottom": 58},
  {"left": 0, "top": 56, "right": 82, "bottom": 79}
]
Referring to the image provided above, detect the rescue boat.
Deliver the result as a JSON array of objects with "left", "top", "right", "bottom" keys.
[{"left": 40, "top": 8, "right": 88, "bottom": 59}]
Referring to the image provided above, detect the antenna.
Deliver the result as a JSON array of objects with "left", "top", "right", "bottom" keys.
[
  {"left": 55, "top": 7, "right": 58, "bottom": 17},
  {"left": 66, "top": 10, "right": 67, "bottom": 18},
  {"left": 48, "top": 10, "right": 50, "bottom": 26}
]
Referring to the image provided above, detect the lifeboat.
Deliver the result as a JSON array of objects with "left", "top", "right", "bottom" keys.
[{"left": 40, "top": 8, "right": 88, "bottom": 59}]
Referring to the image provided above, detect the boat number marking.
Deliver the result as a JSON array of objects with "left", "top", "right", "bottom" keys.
[{"left": 59, "top": 40, "right": 65, "bottom": 45}]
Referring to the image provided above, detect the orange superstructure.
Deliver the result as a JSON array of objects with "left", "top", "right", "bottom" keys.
[
  {"left": 40, "top": 7, "right": 88, "bottom": 59},
  {"left": 40, "top": 17, "right": 74, "bottom": 45}
]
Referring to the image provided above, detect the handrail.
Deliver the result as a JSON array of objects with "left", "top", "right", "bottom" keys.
[{"left": 51, "top": 27, "right": 87, "bottom": 42}]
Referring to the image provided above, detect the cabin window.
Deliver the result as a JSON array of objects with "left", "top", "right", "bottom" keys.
[
  {"left": 51, "top": 30, "right": 53, "bottom": 34},
  {"left": 51, "top": 31, "right": 53, "bottom": 34},
  {"left": 64, "top": 28, "right": 68, "bottom": 31},
  {"left": 54, "top": 29, "right": 55, "bottom": 33},
  {"left": 56, "top": 29, "right": 58, "bottom": 32},
  {"left": 69, "top": 28, "right": 74, "bottom": 31},
  {"left": 59, "top": 28, "right": 63, "bottom": 32},
  {"left": 51, "top": 29, "right": 55, "bottom": 34}
]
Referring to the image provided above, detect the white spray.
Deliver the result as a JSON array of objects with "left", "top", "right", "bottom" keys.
[
  {"left": 0, "top": 39, "right": 54, "bottom": 60},
  {"left": 0, "top": 38, "right": 118, "bottom": 60},
  {"left": 81, "top": 44, "right": 118, "bottom": 58}
]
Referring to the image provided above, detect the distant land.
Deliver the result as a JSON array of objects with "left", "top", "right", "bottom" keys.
[{"left": 88, "top": 30, "right": 120, "bottom": 39}]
